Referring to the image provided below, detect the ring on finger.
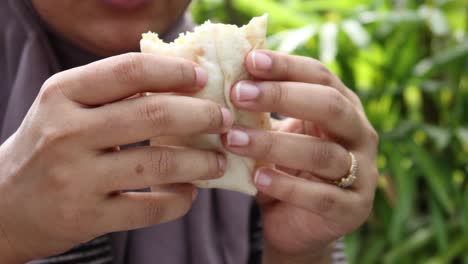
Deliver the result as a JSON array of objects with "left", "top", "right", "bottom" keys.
[{"left": 335, "top": 152, "right": 357, "bottom": 188}]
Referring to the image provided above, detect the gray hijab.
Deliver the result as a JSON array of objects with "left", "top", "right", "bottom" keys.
[{"left": 0, "top": 1, "right": 253, "bottom": 263}]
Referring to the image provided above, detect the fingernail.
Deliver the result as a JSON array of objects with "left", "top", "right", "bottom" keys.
[
  {"left": 252, "top": 51, "right": 272, "bottom": 71},
  {"left": 236, "top": 81, "right": 260, "bottom": 102},
  {"left": 216, "top": 153, "right": 226, "bottom": 173},
  {"left": 221, "top": 108, "right": 234, "bottom": 130},
  {"left": 227, "top": 129, "right": 250, "bottom": 147},
  {"left": 192, "top": 188, "right": 198, "bottom": 201},
  {"left": 254, "top": 170, "right": 272, "bottom": 187},
  {"left": 195, "top": 66, "right": 208, "bottom": 88}
]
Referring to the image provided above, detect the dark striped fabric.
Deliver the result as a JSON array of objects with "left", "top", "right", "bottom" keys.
[
  {"left": 29, "top": 236, "right": 113, "bottom": 264},
  {"left": 34, "top": 202, "right": 346, "bottom": 264},
  {"left": 331, "top": 238, "right": 348, "bottom": 264}
]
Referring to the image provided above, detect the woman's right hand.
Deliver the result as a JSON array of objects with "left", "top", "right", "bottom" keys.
[{"left": 0, "top": 53, "right": 232, "bottom": 263}]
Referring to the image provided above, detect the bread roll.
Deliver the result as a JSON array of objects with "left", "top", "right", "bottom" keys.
[{"left": 140, "top": 15, "right": 270, "bottom": 195}]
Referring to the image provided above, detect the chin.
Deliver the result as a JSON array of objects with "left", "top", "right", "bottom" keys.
[
  {"left": 32, "top": 0, "right": 190, "bottom": 56},
  {"left": 77, "top": 21, "right": 157, "bottom": 56}
]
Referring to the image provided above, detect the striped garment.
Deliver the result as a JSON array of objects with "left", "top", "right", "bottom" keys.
[
  {"left": 29, "top": 236, "right": 113, "bottom": 264},
  {"left": 34, "top": 203, "right": 347, "bottom": 264},
  {"left": 331, "top": 239, "right": 348, "bottom": 264}
]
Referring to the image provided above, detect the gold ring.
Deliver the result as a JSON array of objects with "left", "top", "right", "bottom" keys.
[{"left": 335, "top": 152, "right": 357, "bottom": 188}]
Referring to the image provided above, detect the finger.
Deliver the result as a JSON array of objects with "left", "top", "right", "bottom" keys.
[
  {"left": 270, "top": 118, "right": 282, "bottom": 131},
  {"left": 245, "top": 50, "right": 363, "bottom": 109},
  {"left": 303, "top": 121, "right": 329, "bottom": 139},
  {"left": 273, "top": 118, "right": 304, "bottom": 133},
  {"left": 273, "top": 119, "right": 330, "bottom": 176},
  {"left": 231, "top": 81, "right": 364, "bottom": 145},
  {"left": 95, "top": 146, "right": 225, "bottom": 192},
  {"left": 222, "top": 128, "right": 350, "bottom": 181},
  {"left": 253, "top": 168, "right": 364, "bottom": 220},
  {"left": 275, "top": 164, "right": 300, "bottom": 177},
  {"left": 102, "top": 184, "right": 195, "bottom": 232},
  {"left": 85, "top": 94, "right": 233, "bottom": 148},
  {"left": 44, "top": 53, "right": 207, "bottom": 106},
  {"left": 352, "top": 152, "right": 379, "bottom": 195}
]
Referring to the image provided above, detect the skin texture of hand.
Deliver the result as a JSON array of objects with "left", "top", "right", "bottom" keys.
[
  {"left": 0, "top": 53, "right": 233, "bottom": 263},
  {"left": 223, "top": 50, "right": 379, "bottom": 263}
]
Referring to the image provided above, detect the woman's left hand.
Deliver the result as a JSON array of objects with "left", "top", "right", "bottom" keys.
[{"left": 222, "top": 50, "right": 379, "bottom": 263}]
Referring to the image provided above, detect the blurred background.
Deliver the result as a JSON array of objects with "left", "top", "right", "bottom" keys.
[{"left": 190, "top": 0, "right": 467, "bottom": 263}]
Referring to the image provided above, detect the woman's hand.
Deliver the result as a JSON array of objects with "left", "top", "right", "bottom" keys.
[
  {"left": 0, "top": 53, "right": 232, "bottom": 263},
  {"left": 223, "top": 50, "right": 378, "bottom": 263}
]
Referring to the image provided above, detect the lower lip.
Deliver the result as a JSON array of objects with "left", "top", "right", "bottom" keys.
[{"left": 102, "top": 0, "right": 151, "bottom": 9}]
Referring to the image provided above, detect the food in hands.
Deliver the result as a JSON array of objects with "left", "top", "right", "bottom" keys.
[{"left": 140, "top": 15, "right": 270, "bottom": 195}]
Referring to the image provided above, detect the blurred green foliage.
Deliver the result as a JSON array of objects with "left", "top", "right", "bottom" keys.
[{"left": 191, "top": 0, "right": 468, "bottom": 263}]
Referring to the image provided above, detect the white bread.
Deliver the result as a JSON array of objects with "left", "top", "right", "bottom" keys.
[{"left": 140, "top": 15, "right": 270, "bottom": 195}]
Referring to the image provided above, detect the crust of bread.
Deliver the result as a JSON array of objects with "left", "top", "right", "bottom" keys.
[{"left": 140, "top": 15, "right": 270, "bottom": 195}]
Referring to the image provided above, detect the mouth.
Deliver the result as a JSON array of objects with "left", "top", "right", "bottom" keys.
[{"left": 101, "top": 0, "right": 151, "bottom": 10}]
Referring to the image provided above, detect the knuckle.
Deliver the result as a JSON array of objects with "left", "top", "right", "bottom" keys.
[
  {"left": 368, "top": 127, "right": 380, "bottom": 145},
  {"left": 112, "top": 53, "right": 144, "bottom": 85},
  {"left": 175, "top": 62, "right": 196, "bottom": 88},
  {"left": 205, "top": 152, "right": 221, "bottom": 177},
  {"left": 315, "top": 62, "right": 334, "bottom": 86},
  {"left": 277, "top": 181, "right": 299, "bottom": 203},
  {"left": 35, "top": 126, "right": 70, "bottom": 151},
  {"left": 257, "top": 132, "right": 276, "bottom": 159},
  {"left": 140, "top": 99, "right": 172, "bottom": 133},
  {"left": 201, "top": 102, "right": 222, "bottom": 131},
  {"left": 150, "top": 149, "right": 176, "bottom": 182},
  {"left": 325, "top": 89, "right": 346, "bottom": 119},
  {"left": 279, "top": 56, "right": 293, "bottom": 77},
  {"left": 308, "top": 142, "right": 334, "bottom": 170},
  {"left": 316, "top": 192, "right": 337, "bottom": 213},
  {"left": 350, "top": 92, "right": 363, "bottom": 108},
  {"left": 291, "top": 57, "right": 308, "bottom": 76},
  {"left": 47, "top": 165, "right": 72, "bottom": 191},
  {"left": 269, "top": 82, "right": 288, "bottom": 108},
  {"left": 39, "top": 75, "right": 66, "bottom": 103},
  {"left": 143, "top": 200, "right": 165, "bottom": 225}
]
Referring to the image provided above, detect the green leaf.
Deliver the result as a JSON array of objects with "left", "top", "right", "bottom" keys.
[
  {"left": 233, "top": 0, "right": 311, "bottom": 29},
  {"left": 411, "top": 143, "right": 455, "bottom": 214},
  {"left": 418, "top": 5, "right": 450, "bottom": 36},
  {"left": 388, "top": 149, "right": 417, "bottom": 245},
  {"left": 384, "top": 227, "right": 434, "bottom": 263},
  {"left": 428, "top": 196, "right": 449, "bottom": 252},
  {"left": 273, "top": 25, "right": 317, "bottom": 53},
  {"left": 345, "top": 232, "right": 360, "bottom": 264},
  {"left": 342, "top": 19, "right": 370, "bottom": 48},
  {"left": 456, "top": 127, "right": 468, "bottom": 152},
  {"left": 426, "top": 236, "right": 468, "bottom": 264},
  {"left": 414, "top": 41, "right": 468, "bottom": 76},
  {"left": 320, "top": 22, "right": 339, "bottom": 63},
  {"left": 361, "top": 238, "right": 386, "bottom": 264},
  {"left": 422, "top": 125, "right": 451, "bottom": 150}
]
